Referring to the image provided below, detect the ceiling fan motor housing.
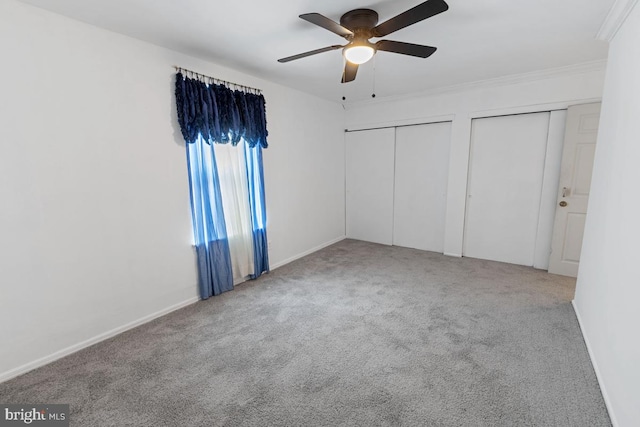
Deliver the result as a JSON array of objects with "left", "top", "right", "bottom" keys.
[{"left": 340, "top": 9, "right": 379, "bottom": 35}]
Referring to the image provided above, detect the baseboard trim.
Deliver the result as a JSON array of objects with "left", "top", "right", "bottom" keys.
[
  {"left": 444, "top": 252, "right": 462, "bottom": 258},
  {"left": 270, "top": 236, "right": 346, "bottom": 270},
  {"left": 0, "top": 296, "right": 200, "bottom": 384},
  {"left": 571, "top": 300, "right": 618, "bottom": 427}
]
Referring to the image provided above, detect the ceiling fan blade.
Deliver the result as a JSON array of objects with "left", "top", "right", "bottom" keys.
[
  {"left": 372, "top": 0, "right": 449, "bottom": 37},
  {"left": 341, "top": 62, "right": 359, "bottom": 83},
  {"left": 376, "top": 40, "right": 437, "bottom": 58},
  {"left": 278, "top": 45, "right": 344, "bottom": 63},
  {"left": 300, "top": 13, "right": 354, "bottom": 38}
]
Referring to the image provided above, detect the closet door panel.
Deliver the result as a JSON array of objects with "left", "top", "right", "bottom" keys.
[
  {"left": 346, "top": 128, "right": 395, "bottom": 245},
  {"left": 393, "top": 122, "right": 452, "bottom": 252},
  {"left": 464, "top": 112, "right": 550, "bottom": 266}
]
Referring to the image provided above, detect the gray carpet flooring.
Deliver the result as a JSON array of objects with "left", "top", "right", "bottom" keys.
[{"left": 0, "top": 239, "right": 610, "bottom": 426}]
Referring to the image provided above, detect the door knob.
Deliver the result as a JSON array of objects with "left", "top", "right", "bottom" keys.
[{"left": 559, "top": 201, "right": 568, "bottom": 207}]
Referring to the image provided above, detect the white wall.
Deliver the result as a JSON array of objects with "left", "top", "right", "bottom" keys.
[
  {"left": 573, "top": 3, "right": 640, "bottom": 426},
  {"left": 0, "top": 0, "right": 345, "bottom": 381},
  {"left": 345, "top": 65, "right": 606, "bottom": 258}
]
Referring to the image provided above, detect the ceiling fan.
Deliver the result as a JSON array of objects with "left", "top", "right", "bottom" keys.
[{"left": 278, "top": 0, "right": 449, "bottom": 83}]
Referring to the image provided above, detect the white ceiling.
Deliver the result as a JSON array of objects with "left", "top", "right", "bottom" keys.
[{"left": 18, "top": 0, "right": 613, "bottom": 102}]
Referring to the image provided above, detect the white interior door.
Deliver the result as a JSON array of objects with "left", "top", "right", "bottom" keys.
[
  {"left": 393, "top": 122, "right": 451, "bottom": 252},
  {"left": 464, "top": 112, "right": 551, "bottom": 266},
  {"left": 548, "top": 103, "right": 601, "bottom": 277},
  {"left": 532, "top": 110, "right": 568, "bottom": 270},
  {"left": 345, "top": 128, "right": 395, "bottom": 245}
]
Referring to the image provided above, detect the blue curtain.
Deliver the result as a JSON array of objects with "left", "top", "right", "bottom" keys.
[
  {"left": 176, "top": 72, "right": 269, "bottom": 299},
  {"left": 186, "top": 136, "right": 234, "bottom": 299},
  {"left": 245, "top": 143, "right": 269, "bottom": 279}
]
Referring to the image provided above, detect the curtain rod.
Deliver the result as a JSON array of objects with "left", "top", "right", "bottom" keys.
[{"left": 174, "top": 66, "right": 262, "bottom": 94}]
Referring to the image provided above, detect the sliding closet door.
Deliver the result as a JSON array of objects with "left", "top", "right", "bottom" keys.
[
  {"left": 346, "top": 128, "right": 395, "bottom": 245},
  {"left": 393, "top": 122, "right": 451, "bottom": 252},
  {"left": 464, "top": 112, "right": 550, "bottom": 266}
]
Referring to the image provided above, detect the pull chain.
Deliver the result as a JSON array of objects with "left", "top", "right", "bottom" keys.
[
  {"left": 372, "top": 55, "right": 377, "bottom": 99},
  {"left": 341, "top": 56, "right": 347, "bottom": 105}
]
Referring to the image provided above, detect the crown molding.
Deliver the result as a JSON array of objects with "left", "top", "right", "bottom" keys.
[
  {"left": 345, "top": 60, "right": 607, "bottom": 109},
  {"left": 597, "top": 0, "right": 639, "bottom": 41}
]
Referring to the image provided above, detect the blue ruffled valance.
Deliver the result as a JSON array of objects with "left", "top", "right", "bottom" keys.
[{"left": 175, "top": 72, "right": 268, "bottom": 148}]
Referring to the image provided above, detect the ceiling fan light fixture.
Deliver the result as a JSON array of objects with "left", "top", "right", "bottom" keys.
[{"left": 343, "top": 45, "right": 375, "bottom": 65}]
